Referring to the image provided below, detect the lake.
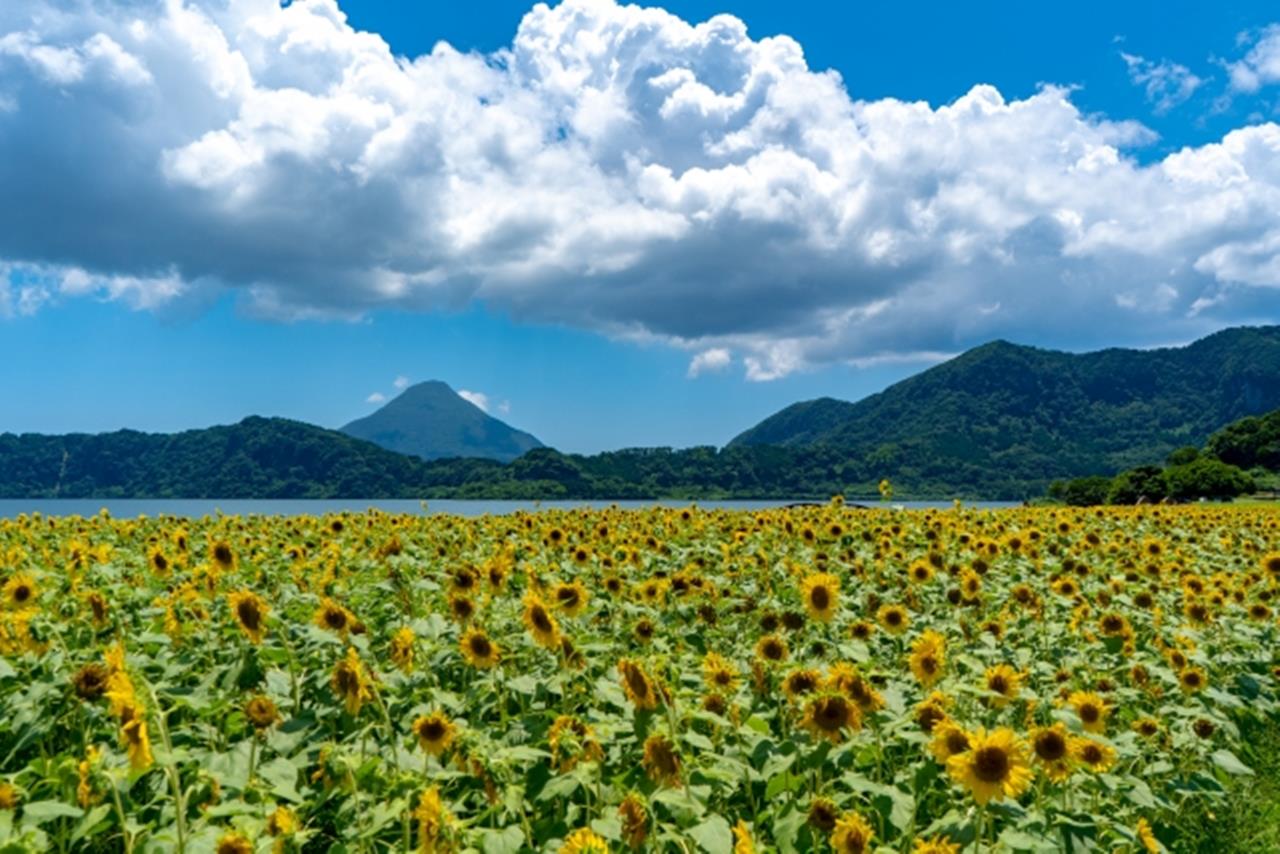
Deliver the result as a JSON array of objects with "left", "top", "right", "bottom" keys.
[{"left": 0, "top": 498, "right": 1022, "bottom": 519}]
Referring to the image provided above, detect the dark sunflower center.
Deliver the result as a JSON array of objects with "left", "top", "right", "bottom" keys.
[
  {"left": 886, "top": 611, "right": 902, "bottom": 626},
  {"left": 557, "top": 588, "right": 579, "bottom": 607},
  {"left": 1035, "top": 732, "right": 1066, "bottom": 761},
  {"left": 1081, "top": 744, "right": 1103, "bottom": 764},
  {"left": 809, "top": 586, "right": 831, "bottom": 610},
  {"left": 989, "top": 675, "right": 1008, "bottom": 694},
  {"left": 469, "top": 636, "right": 492, "bottom": 657},
  {"left": 625, "top": 667, "right": 651, "bottom": 699},
  {"left": 214, "top": 545, "right": 233, "bottom": 565},
  {"left": 237, "top": 600, "right": 261, "bottom": 631},
  {"left": 1080, "top": 704, "right": 1100, "bottom": 724},
  {"left": 973, "top": 746, "right": 1010, "bottom": 783},
  {"left": 531, "top": 607, "right": 553, "bottom": 633},
  {"left": 946, "top": 731, "right": 970, "bottom": 755},
  {"left": 421, "top": 721, "right": 445, "bottom": 741},
  {"left": 335, "top": 668, "right": 357, "bottom": 693},
  {"left": 13, "top": 585, "right": 30, "bottom": 603},
  {"left": 325, "top": 609, "right": 347, "bottom": 629},
  {"left": 763, "top": 641, "right": 783, "bottom": 660},
  {"left": 714, "top": 671, "right": 732, "bottom": 686},
  {"left": 920, "top": 655, "right": 938, "bottom": 674},
  {"left": 815, "top": 697, "right": 849, "bottom": 730}
]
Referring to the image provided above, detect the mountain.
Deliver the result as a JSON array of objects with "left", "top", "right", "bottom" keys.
[
  {"left": 730, "top": 326, "right": 1280, "bottom": 494},
  {"left": 341, "top": 381, "right": 543, "bottom": 463},
  {"left": 0, "top": 417, "right": 456, "bottom": 499}
]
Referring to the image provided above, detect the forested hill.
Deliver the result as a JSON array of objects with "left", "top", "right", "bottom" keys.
[
  {"left": 0, "top": 417, "right": 476, "bottom": 499},
  {"left": 729, "top": 326, "right": 1280, "bottom": 490}
]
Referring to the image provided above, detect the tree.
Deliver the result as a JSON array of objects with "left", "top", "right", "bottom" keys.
[
  {"left": 1106, "top": 466, "right": 1167, "bottom": 504},
  {"left": 1162, "top": 458, "right": 1254, "bottom": 501},
  {"left": 1048, "top": 476, "right": 1113, "bottom": 506}
]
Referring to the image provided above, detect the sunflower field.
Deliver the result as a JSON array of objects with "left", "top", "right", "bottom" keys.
[{"left": 1, "top": 502, "right": 1279, "bottom": 853}]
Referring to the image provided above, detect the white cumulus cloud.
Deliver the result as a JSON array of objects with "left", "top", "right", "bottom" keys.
[
  {"left": 457, "top": 389, "right": 490, "bottom": 411},
  {"left": 0, "top": 0, "right": 1277, "bottom": 377},
  {"left": 1228, "top": 25, "right": 1280, "bottom": 93},
  {"left": 392, "top": 375, "right": 410, "bottom": 390},
  {"left": 365, "top": 391, "right": 386, "bottom": 404},
  {"left": 687, "top": 347, "right": 732, "bottom": 377}
]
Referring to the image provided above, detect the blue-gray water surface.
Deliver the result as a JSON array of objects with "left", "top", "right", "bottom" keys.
[{"left": 0, "top": 499, "right": 1021, "bottom": 519}]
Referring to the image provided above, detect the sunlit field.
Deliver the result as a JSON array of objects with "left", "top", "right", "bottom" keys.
[{"left": 1, "top": 503, "right": 1278, "bottom": 853}]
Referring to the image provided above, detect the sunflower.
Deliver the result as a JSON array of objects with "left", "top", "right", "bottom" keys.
[
  {"left": 1178, "top": 666, "right": 1207, "bottom": 693},
  {"left": 908, "top": 560, "right": 934, "bottom": 583},
  {"left": 147, "top": 547, "right": 171, "bottom": 576},
  {"left": 618, "top": 793, "right": 649, "bottom": 849},
  {"left": 460, "top": 627, "right": 501, "bottom": 669},
  {"left": 523, "top": 593, "right": 561, "bottom": 649},
  {"left": 982, "top": 664, "right": 1022, "bottom": 707},
  {"left": 702, "top": 651, "right": 738, "bottom": 693},
  {"left": 561, "top": 828, "right": 610, "bottom": 854},
  {"left": 331, "top": 647, "right": 371, "bottom": 716},
  {"left": 803, "top": 693, "right": 860, "bottom": 743},
  {"left": 120, "top": 717, "right": 153, "bottom": 772},
  {"left": 945, "top": 727, "right": 1033, "bottom": 805},
  {"left": 909, "top": 630, "right": 946, "bottom": 687},
  {"left": 0, "top": 783, "right": 16, "bottom": 811},
  {"left": 548, "top": 715, "right": 603, "bottom": 771},
  {"left": 72, "top": 663, "right": 109, "bottom": 701},
  {"left": 267, "top": 804, "right": 298, "bottom": 837},
  {"left": 215, "top": 833, "right": 253, "bottom": 854},
  {"left": 1030, "top": 723, "right": 1074, "bottom": 782},
  {"left": 413, "top": 712, "right": 457, "bottom": 757},
  {"left": 1136, "top": 818, "right": 1160, "bottom": 854},
  {"left": 3, "top": 573, "right": 36, "bottom": 610},
  {"left": 552, "top": 580, "right": 590, "bottom": 617},
  {"left": 315, "top": 598, "right": 354, "bottom": 637},
  {"left": 732, "top": 820, "right": 755, "bottom": 854},
  {"left": 1132, "top": 717, "right": 1162, "bottom": 738},
  {"left": 642, "top": 734, "right": 681, "bottom": 787},
  {"left": 390, "top": 626, "right": 415, "bottom": 673},
  {"left": 413, "top": 786, "right": 452, "bottom": 853},
  {"left": 807, "top": 797, "right": 839, "bottom": 832},
  {"left": 754, "top": 634, "right": 789, "bottom": 664},
  {"left": 877, "top": 604, "right": 909, "bottom": 635},
  {"left": 912, "top": 837, "right": 961, "bottom": 854},
  {"left": 800, "top": 572, "right": 840, "bottom": 622},
  {"left": 1067, "top": 691, "right": 1110, "bottom": 733},
  {"left": 448, "top": 594, "right": 476, "bottom": 623},
  {"left": 929, "top": 722, "right": 972, "bottom": 764},
  {"left": 782, "top": 668, "right": 822, "bottom": 702},
  {"left": 245, "top": 695, "right": 280, "bottom": 730},
  {"left": 209, "top": 540, "right": 236, "bottom": 572},
  {"left": 850, "top": 620, "right": 875, "bottom": 640},
  {"left": 618, "top": 659, "right": 661, "bottom": 710},
  {"left": 830, "top": 811, "right": 874, "bottom": 854},
  {"left": 1073, "top": 736, "right": 1117, "bottom": 772},
  {"left": 227, "top": 590, "right": 268, "bottom": 644},
  {"left": 1260, "top": 551, "right": 1280, "bottom": 576},
  {"left": 829, "top": 663, "right": 885, "bottom": 713}
]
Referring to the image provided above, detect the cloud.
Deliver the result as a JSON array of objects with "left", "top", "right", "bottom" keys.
[
  {"left": 392, "top": 375, "right": 410, "bottom": 390},
  {"left": 687, "top": 347, "right": 731, "bottom": 377},
  {"left": 0, "top": 0, "right": 1278, "bottom": 378},
  {"left": 365, "top": 391, "right": 386, "bottom": 404},
  {"left": 1121, "top": 52, "right": 1203, "bottom": 113},
  {"left": 1228, "top": 25, "right": 1280, "bottom": 93},
  {"left": 457, "top": 389, "right": 490, "bottom": 411}
]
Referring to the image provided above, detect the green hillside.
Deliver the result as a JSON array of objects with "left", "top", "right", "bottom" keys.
[{"left": 730, "top": 326, "right": 1280, "bottom": 493}]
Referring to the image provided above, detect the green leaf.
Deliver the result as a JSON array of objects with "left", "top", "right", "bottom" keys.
[
  {"left": 688, "top": 815, "right": 733, "bottom": 854},
  {"left": 481, "top": 825, "right": 525, "bottom": 854},
  {"left": 70, "top": 805, "right": 112, "bottom": 843},
  {"left": 1212, "top": 749, "right": 1254, "bottom": 775},
  {"left": 19, "top": 800, "right": 83, "bottom": 823}
]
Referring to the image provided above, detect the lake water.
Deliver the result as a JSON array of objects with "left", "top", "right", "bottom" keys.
[{"left": 0, "top": 498, "right": 1022, "bottom": 519}]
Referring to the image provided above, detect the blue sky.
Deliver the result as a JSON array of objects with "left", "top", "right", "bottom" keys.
[{"left": 2, "top": 0, "right": 1279, "bottom": 452}]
